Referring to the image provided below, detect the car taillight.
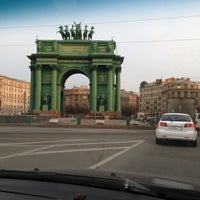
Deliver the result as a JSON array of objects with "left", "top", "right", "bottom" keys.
[
  {"left": 157, "top": 122, "right": 168, "bottom": 127},
  {"left": 184, "top": 123, "right": 195, "bottom": 128}
]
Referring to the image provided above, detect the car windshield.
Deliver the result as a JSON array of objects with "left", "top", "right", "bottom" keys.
[
  {"left": 0, "top": 0, "right": 200, "bottom": 198},
  {"left": 161, "top": 114, "right": 191, "bottom": 122}
]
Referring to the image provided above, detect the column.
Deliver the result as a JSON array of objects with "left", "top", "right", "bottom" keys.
[
  {"left": 34, "top": 65, "right": 42, "bottom": 110},
  {"left": 91, "top": 66, "right": 97, "bottom": 111},
  {"left": 116, "top": 67, "right": 121, "bottom": 112},
  {"left": 57, "top": 84, "right": 61, "bottom": 113},
  {"left": 51, "top": 65, "right": 57, "bottom": 110},
  {"left": 107, "top": 66, "right": 114, "bottom": 111},
  {"left": 29, "top": 66, "right": 35, "bottom": 111}
]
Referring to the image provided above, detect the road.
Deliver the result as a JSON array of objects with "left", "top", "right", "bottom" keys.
[{"left": 0, "top": 127, "right": 199, "bottom": 184}]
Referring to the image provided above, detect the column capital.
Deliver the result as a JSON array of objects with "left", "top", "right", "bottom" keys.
[
  {"left": 106, "top": 65, "right": 113, "bottom": 70},
  {"left": 51, "top": 64, "right": 58, "bottom": 70},
  {"left": 91, "top": 65, "right": 98, "bottom": 70},
  {"left": 29, "top": 65, "right": 35, "bottom": 71},
  {"left": 36, "top": 65, "right": 42, "bottom": 70},
  {"left": 116, "top": 67, "right": 122, "bottom": 73}
]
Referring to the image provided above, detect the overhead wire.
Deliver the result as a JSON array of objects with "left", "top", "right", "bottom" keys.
[
  {"left": 1, "top": 14, "right": 200, "bottom": 29},
  {"left": 1, "top": 14, "right": 200, "bottom": 46}
]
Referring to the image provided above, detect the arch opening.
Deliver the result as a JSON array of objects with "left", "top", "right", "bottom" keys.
[{"left": 62, "top": 72, "right": 90, "bottom": 117}]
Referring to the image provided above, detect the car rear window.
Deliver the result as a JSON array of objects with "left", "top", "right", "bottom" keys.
[
  {"left": 197, "top": 114, "right": 200, "bottom": 119},
  {"left": 161, "top": 114, "right": 191, "bottom": 122}
]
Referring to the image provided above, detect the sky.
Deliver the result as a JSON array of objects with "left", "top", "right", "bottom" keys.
[{"left": 1, "top": 0, "right": 200, "bottom": 92}]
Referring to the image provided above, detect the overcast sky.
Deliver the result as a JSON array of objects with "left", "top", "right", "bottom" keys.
[{"left": 1, "top": 0, "right": 200, "bottom": 92}]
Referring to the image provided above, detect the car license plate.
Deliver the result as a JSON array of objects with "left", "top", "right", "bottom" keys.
[{"left": 168, "top": 126, "right": 183, "bottom": 130}]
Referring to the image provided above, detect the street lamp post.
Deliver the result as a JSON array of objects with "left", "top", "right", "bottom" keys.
[{"left": 23, "top": 92, "right": 26, "bottom": 114}]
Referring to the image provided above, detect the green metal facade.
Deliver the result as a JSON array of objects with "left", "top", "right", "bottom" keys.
[{"left": 28, "top": 39, "right": 124, "bottom": 116}]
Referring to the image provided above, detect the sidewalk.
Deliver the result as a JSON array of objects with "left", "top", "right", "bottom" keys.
[
  {"left": 45, "top": 117, "right": 156, "bottom": 129},
  {"left": 0, "top": 117, "right": 156, "bottom": 129}
]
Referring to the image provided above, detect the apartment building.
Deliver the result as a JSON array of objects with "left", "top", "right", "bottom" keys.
[
  {"left": 121, "top": 89, "right": 139, "bottom": 113},
  {"left": 162, "top": 77, "right": 200, "bottom": 117},
  {"left": 139, "top": 77, "right": 200, "bottom": 117},
  {"left": 0, "top": 74, "right": 30, "bottom": 115},
  {"left": 65, "top": 85, "right": 90, "bottom": 114},
  {"left": 139, "top": 79, "right": 163, "bottom": 116}
]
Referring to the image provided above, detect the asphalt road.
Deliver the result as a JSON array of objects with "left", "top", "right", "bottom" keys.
[{"left": 0, "top": 127, "right": 199, "bottom": 184}]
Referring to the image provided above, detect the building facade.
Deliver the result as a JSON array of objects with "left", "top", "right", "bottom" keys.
[
  {"left": 0, "top": 75, "right": 30, "bottom": 115},
  {"left": 162, "top": 77, "right": 200, "bottom": 117},
  {"left": 121, "top": 89, "right": 139, "bottom": 115},
  {"left": 139, "top": 77, "right": 200, "bottom": 117},
  {"left": 65, "top": 85, "right": 90, "bottom": 115},
  {"left": 139, "top": 79, "right": 162, "bottom": 116}
]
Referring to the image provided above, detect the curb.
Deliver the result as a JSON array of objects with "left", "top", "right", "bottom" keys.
[{"left": 0, "top": 123, "right": 156, "bottom": 129}]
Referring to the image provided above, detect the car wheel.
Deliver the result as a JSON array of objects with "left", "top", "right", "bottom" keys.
[
  {"left": 156, "top": 137, "right": 161, "bottom": 144},
  {"left": 191, "top": 139, "right": 197, "bottom": 147}
]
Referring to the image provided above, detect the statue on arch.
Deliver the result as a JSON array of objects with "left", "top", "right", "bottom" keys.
[
  {"left": 57, "top": 25, "right": 66, "bottom": 40},
  {"left": 74, "top": 21, "right": 82, "bottom": 39},
  {"left": 97, "top": 91, "right": 105, "bottom": 111},
  {"left": 70, "top": 24, "right": 75, "bottom": 39},
  {"left": 88, "top": 26, "right": 95, "bottom": 40},
  {"left": 42, "top": 91, "right": 50, "bottom": 105},
  {"left": 42, "top": 91, "right": 51, "bottom": 110},
  {"left": 64, "top": 25, "right": 70, "bottom": 39},
  {"left": 83, "top": 25, "right": 88, "bottom": 40}
]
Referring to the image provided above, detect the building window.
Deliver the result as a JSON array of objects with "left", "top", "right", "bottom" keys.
[{"left": 184, "top": 91, "right": 187, "bottom": 97}]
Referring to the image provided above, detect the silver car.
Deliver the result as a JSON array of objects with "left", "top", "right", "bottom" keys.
[
  {"left": 156, "top": 113, "right": 197, "bottom": 147},
  {"left": 195, "top": 113, "right": 200, "bottom": 131}
]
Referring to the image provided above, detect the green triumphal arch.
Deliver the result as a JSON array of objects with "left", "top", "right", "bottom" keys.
[{"left": 28, "top": 23, "right": 124, "bottom": 117}]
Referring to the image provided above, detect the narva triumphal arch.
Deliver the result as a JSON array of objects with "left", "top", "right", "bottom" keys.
[{"left": 28, "top": 23, "right": 124, "bottom": 117}]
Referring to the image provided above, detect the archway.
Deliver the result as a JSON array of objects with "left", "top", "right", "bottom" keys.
[
  {"left": 64, "top": 74, "right": 90, "bottom": 116},
  {"left": 60, "top": 69, "right": 90, "bottom": 116},
  {"left": 28, "top": 39, "right": 123, "bottom": 118}
]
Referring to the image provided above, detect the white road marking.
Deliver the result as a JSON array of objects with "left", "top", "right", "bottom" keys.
[
  {"left": 22, "top": 146, "right": 127, "bottom": 155},
  {"left": 88, "top": 140, "right": 144, "bottom": 169},
  {"left": 17, "top": 140, "right": 141, "bottom": 148},
  {"left": 0, "top": 139, "right": 90, "bottom": 146},
  {"left": 0, "top": 145, "right": 57, "bottom": 160},
  {"left": 0, "top": 139, "right": 145, "bottom": 167}
]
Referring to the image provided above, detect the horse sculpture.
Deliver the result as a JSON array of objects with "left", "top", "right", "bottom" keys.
[
  {"left": 70, "top": 25, "right": 75, "bottom": 39},
  {"left": 64, "top": 25, "right": 70, "bottom": 39},
  {"left": 83, "top": 25, "right": 88, "bottom": 40},
  {"left": 57, "top": 23, "right": 95, "bottom": 40},
  {"left": 57, "top": 25, "right": 66, "bottom": 40},
  {"left": 88, "top": 26, "right": 95, "bottom": 40}
]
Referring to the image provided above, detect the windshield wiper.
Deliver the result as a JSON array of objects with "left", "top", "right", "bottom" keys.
[{"left": 147, "top": 178, "right": 200, "bottom": 200}]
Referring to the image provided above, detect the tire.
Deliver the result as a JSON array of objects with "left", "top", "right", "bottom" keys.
[
  {"left": 156, "top": 137, "right": 161, "bottom": 144},
  {"left": 191, "top": 139, "right": 197, "bottom": 147}
]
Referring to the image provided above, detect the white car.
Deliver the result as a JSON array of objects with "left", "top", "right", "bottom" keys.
[{"left": 156, "top": 113, "right": 197, "bottom": 147}]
